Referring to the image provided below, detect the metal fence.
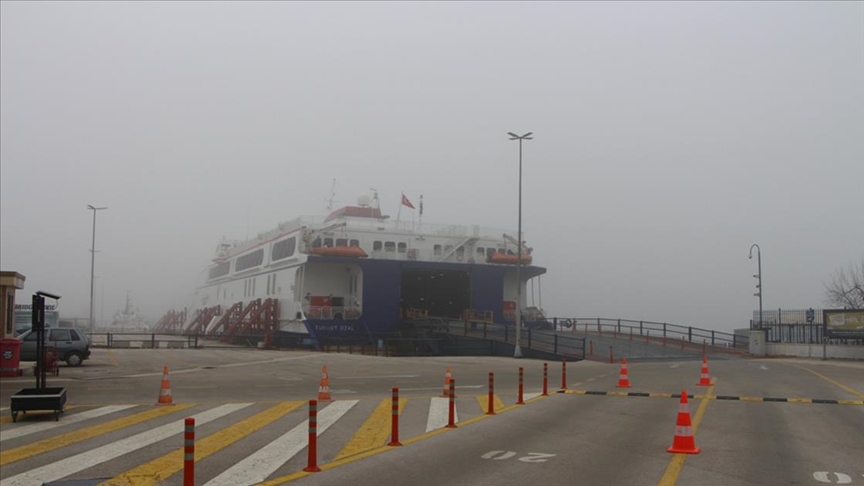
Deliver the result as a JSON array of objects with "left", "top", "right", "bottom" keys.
[{"left": 549, "top": 317, "right": 747, "bottom": 350}]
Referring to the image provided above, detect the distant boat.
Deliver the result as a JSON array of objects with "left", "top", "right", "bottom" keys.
[{"left": 111, "top": 292, "right": 150, "bottom": 331}]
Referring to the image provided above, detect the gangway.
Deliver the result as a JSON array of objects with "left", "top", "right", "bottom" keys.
[{"left": 186, "top": 306, "right": 221, "bottom": 335}]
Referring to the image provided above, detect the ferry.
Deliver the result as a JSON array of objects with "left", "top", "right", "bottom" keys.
[{"left": 176, "top": 191, "right": 546, "bottom": 344}]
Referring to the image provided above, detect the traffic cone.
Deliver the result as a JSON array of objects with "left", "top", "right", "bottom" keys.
[
  {"left": 616, "top": 358, "right": 631, "bottom": 388},
  {"left": 317, "top": 365, "right": 332, "bottom": 401},
  {"left": 667, "top": 390, "right": 701, "bottom": 454},
  {"left": 157, "top": 366, "right": 174, "bottom": 405},
  {"left": 441, "top": 365, "right": 454, "bottom": 398},
  {"left": 696, "top": 356, "right": 711, "bottom": 386}
]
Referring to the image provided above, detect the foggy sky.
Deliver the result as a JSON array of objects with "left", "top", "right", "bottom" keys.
[{"left": 1, "top": 2, "right": 862, "bottom": 333}]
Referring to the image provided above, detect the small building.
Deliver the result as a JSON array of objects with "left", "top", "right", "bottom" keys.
[{"left": 0, "top": 271, "right": 26, "bottom": 339}]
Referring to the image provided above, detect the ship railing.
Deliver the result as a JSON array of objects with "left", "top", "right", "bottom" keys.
[{"left": 461, "top": 309, "right": 493, "bottom": 324}]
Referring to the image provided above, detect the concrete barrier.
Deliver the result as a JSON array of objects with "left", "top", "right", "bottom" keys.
[{"left": 766, "top": 343, "right": 864, "bottom": 360}]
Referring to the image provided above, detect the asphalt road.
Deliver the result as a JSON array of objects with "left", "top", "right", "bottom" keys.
[{"left": 0, "top": 348, "right": 861, "bottom": 486}]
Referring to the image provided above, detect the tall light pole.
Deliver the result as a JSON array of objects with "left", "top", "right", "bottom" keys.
[
  {"left": 748, "top": 244, "right": 762, "bottom": 330},
  {"left": 88, "top": 205, "right": 108, "bottom": 332},
  {"left": 508, "top": 131, "right": 533, "bottom": 358}
]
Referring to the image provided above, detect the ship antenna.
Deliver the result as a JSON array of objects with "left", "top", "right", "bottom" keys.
[{"left": 326, "top": 178, "right": 338, "bottom": 211}]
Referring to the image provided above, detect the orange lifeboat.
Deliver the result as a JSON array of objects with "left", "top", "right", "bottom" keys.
[
  {"left": 309, "top": 246, "right": 368, "bottom": 258},
  {"left": 486, "top": 253, "right": 532, "bottom": 265}
]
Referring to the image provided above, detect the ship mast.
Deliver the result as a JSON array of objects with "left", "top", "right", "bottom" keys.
[{"left": 326, "top": 179, "right": 337, "bottom": 211}]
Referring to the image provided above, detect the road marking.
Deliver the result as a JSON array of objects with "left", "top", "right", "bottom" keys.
[
  {"left": 760, "top": 365, "right": 769, "bottom": 370},
  {"left": 475, "top": 394, "right": 505, "bottom": 413},
  {"left": 122, "top": 354, "right": 322, "bottom": 378},
  {"left": 670, "top": 364, "right": 680, "bottom": 369},
  {"left": 481, "top": 451, "right": 517, "bottom": 460},
  {"left": 106, "top": 348, "right": 118, "bottom": 366},
  {"left": 100, "top": 401, "right": 304, "bottom": 486},
  {"left": 0, "top": 407, "right": 7, "bottom": 412},
  {"left": 524, "top": 392, "right": 542, "bottom": 401},
  {"left": 519, "top": 452, "right": 556, "bottom": 463},
  {"left": 335, "top": 397, "right": 406, "bottom": 460},
  {"left": 657, "top": 379, "right": 716, "bottom": 486},
  {"left": 813, "top": 471, "right": 853, "bottom": 484},
  {"left": 788, "top": 364, "right": 864, "bottom": 400},
  {"left": 0, "top": 405, "right": 137, "bottom": 442},
  {"left": 425, "top": 397, "right": 457, "bottom": 432},
  {"left": 204, "top": 400, "right": 358, "bottom": 486},
  {"left": 0, "top": 403, "right": 250, "bottom": 486},
  {"left": 0, "top": 404, "right": 195, "bottom": 466}
]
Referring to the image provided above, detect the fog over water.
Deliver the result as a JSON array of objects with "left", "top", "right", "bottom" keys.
[{"left": 1, "top": 2, "right": 862, "bottom": 333}]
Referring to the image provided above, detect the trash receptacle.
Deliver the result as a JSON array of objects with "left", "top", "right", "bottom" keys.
[{"left": 0, "top": 338, "right": 23, "bottom": 377}]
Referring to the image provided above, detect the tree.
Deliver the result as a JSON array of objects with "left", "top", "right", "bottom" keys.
[{"left": 824, "top": 260, "right": 864, "bottom": 309}]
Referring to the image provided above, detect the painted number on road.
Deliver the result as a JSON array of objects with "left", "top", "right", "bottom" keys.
[
  {"left": 482, "top": 451, "right": 556, "bottom": 463},
  {"left": 813, "top": 471, "right": 852, "bottom": 484},
  {"left": 518, "top": 453, "right": 556, "bottom": 463}
]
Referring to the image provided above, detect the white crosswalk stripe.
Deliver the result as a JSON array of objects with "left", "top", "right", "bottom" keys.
[
  {"left": 0, "top": 403, "right": 252, "bottom": 486},
  {"left": 0, "top": 405, "right": 137, "bottom": 442},
  {"left": 205, "top": 400, "right": 359, "bottom": 486},
  {"left": 425, "top": 397, "right": 457, "bottom": 432}
]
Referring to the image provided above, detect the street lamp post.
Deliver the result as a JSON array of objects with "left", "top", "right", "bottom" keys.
[
  {"left": 748, "top": 244, "right": 762, "bottom": 331},
  {"left": 507, "top": 131, "right": 533, "bottom": 358},
  {"left": 88, "top": 205, "right": 108, "bottom": 332}
]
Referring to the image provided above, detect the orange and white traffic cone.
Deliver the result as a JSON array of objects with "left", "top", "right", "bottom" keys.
[
  {"left": 157, "top": 366, "right": 174, "bottom": 405},
  {"left": 317, "top": 365, "right": 332, "bottom": 401},
  {"left": 441, "top": 365, "right": 454, "bottom": 398},
  {"left": 696, "top": 356, "right": 711, "bottom": 386},
  {"left": 667, "top": 390, "right": 701, "bottom": 454},
  {"left": 616, "top": 358, "right": 632, "bottom": 388}
]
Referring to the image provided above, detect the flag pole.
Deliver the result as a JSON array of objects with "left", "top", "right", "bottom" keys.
[{"left": 396, "top": 192, "right": 403, "bottom": 226}]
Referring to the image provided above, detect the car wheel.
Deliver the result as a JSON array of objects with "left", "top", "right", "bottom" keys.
[{"left": 65, "top": 352, "right": 83, "bottom": 367}]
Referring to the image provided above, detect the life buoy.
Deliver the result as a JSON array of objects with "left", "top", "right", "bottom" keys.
[{"left": 564, "top": 319, "right": 573, "bottom": 329}]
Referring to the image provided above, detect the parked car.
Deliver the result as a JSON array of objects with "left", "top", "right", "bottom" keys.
[{"left": 18, "top": 327, "right": 92, "bottom": 366}]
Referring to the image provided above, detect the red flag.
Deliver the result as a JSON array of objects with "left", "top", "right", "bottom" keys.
[{"left": 401, "top": 194, "right": 415, "bottom": 209}]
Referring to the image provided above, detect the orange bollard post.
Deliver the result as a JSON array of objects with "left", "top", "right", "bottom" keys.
[
  {"left": 487, "top": 372, "right": 495, "bottom": 415},
  {"left": 561, "top": 359, "right": 567, "bottom": 390},
  {"left": 517, "top": 367, "right": 525, "bottom": 405},
  {"left": 388, "top": 387, "right": 401, "bottom": 446},
  {"left": 542, "top": 362, "right": 548, "bottom": 396},
  {"left": 184, "top": 418, "right": 194, "bottom": 486},
  {"left": 303, "top": 400, "right": 321, "bottom": 472},
  {"left": 446, "top": 379, "right": 457, "bottom": 428}
]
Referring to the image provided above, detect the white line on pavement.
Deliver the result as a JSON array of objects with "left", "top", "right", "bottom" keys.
[
  {"left": 425, "top": 397, "right": 457, "bottom": 432},
  {"left": 0, "top": 405, "right": 137, "bottom": 442},
  {"left": 204, "top": 400, "right": 358, "bottom": 486},
  {"left": 0, "top": 403, "right": 252, "bottom": 486}
]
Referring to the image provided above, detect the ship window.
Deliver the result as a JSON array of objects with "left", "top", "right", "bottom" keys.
[
  {"left": 373, "top": 241, "right": 383, "bottom": 251},
  {"left": 336, "top": 238, "right": 348, "bottom": 247},
  {"left": 385, "top": 241, "right": 396, "bottom": 252},
  {"left": 272, "top": 237, "right": 296, "bottom": 261},
  {"left": 434, "top": 245, "right": 442, "bottom": 255},
  {"left": 324, "top": 238, "right": 334, "bottom": 247},
  {"left": 444, "top": 245, "right": 453, "bottom": 254},
  {"left": 487, "top": 248, "right": 496, "bottom": 258},
  {"left": 209, "top": 262, "right": 231, "bottom": 280},
  {"left": 398, "top": 242, "right": 407, "bottom": 253},
  {"left": 498, "top": 248, "right": 506, "bottom": 254},
  {"left": 456, "top": 246, "right": 465, "bottom": 258},
  {"left": 477, "top": 247, "right": 485, "bottom": 255},
  {"left": 349, "top": 239, "right": 359, "bottom": 247},
  {"left": 236, "top": 249, "right": 264, "bottom": 272},
  {"left": 312, "top": 237, "right": 322, "bottom": 249}
]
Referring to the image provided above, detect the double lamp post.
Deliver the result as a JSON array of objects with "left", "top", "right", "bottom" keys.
[{"left": 508, "top": 131, "right": 533, "bottom": 358}]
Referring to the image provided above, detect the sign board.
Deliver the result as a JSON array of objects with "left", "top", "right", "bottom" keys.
[{"left": 823, "top": 309, "right": 864, "bottom": 339}]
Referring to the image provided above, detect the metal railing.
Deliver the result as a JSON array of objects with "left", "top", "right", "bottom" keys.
[
  {"left": 436, "top": 320, "right": 585, "bottom": 359},
  {"left": 549, "top": 318, "right": 748, "bottom": 350}
]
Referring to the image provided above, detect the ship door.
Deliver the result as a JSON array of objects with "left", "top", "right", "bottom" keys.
[{"left": 400, "top": 269, "right": 470, "bottom": 319}]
